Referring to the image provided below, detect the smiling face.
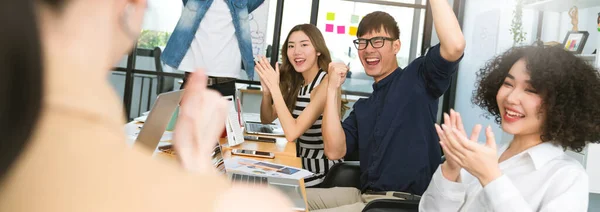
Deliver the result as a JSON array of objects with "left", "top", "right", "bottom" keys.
[
  {"left": 286, "top": 31, "right": 320, "bottom": 74},
  {"left": 357, "top": 27, "right": 400, "bottom": 82},
  {"left": 496, "top": 58, "right": 545, "bottom": 136}
]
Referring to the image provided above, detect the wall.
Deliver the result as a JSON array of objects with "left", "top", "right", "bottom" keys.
[
  {"left": 590, "top": 28, "right": 600, "bottom": 212},
  {"left": 541, "top": 6, "right": 600, "bottom": 55},
  {"left": 591, "top": 193, "right": 600, "bottom": 212},
  {"left": 456, "top": 0, "right": 536, "bottom": 146},
  {"left": 141, "top": 0, "right": 182, "bottom": 32}
]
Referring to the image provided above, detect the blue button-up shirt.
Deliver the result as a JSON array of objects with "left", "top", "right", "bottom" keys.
[{"left": 342, "top": 44, "right": 462, "bottom": 195}]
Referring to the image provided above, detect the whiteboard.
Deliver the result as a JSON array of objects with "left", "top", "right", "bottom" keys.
[{"left": 249, "top": 0, "right": 271, "bottom": 58}]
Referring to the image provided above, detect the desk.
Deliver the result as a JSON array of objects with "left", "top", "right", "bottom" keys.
[
  {"left": 156, "top": 138, "right": 307, "bottom": 211},
  {"left": 220, "top": 136, "right": 297, "bottom": 157},
  {"left": 219, "top": 138, "right": 307, "bottom": 211},
  {"left": 126, "top": 119, "right": 308, "bottom": 211},
  {"left": 156, "top": 138, "right": 301, "bottom": 170}
]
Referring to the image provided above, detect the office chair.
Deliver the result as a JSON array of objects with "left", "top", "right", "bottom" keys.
[
  {"left": 319, "top": 149, "right": 360, "bottom": 189},
  {"left": 151, "top": 47, "right": 174, "bottom": 94},
  {"left": 362, "top": 199, "right": 419, "bottom": 212},
  {"left": 319, "top": 161, "right": 361, "bottom": 189},
  {"left": 320, "top": 154, "right": 441, "bottom": 212},
  {"left": 319, "top": 162, "right": 419, "bottom": 212},
  {"left": 134, "top": 47, "right": 174, "bottom": 95}
]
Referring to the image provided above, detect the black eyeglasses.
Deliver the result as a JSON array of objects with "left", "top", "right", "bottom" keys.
[{"left": 353, "top": 37, "right": 396, "bottom": 50}]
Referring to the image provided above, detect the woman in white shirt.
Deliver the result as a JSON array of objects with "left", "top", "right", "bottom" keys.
[{"left": 420, "top": 45, "right": 600, "bottom": 212}]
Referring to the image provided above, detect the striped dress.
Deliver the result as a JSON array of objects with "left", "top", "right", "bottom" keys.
[{"left": 292, "top": 69, "right": 343, "bottom": 187}]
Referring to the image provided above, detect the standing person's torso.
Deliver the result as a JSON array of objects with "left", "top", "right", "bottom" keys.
[
  {"left": 293, "top": 70, "right": 342, "bottom": 187},
  {"left": 178, "top": 0, "right": 242, "bottom": 78}
]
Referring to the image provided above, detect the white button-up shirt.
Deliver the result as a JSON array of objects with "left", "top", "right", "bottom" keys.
[{"left": 419, "top": 142, "right": 589, "bottom": 212}]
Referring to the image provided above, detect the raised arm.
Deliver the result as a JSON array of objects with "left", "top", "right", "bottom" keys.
[
  {"left": 259, "top": 84, "right": 278, "bottom": 124},
  {"left": 418, "top": 0, "right": 465, "bottom": 99},
  {"left": 430, "top": 0, "right": 465, "bottom": 62},
  {"left": 272, "top": 78, "right": 329, "bottom": 142},
  {"left": 322, "top": 62, "right": 352, "bottom": 160}
]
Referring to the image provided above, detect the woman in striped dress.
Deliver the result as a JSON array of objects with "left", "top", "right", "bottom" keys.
[{"left": 255, "top": 24, "right": 346, "bottom": 187}]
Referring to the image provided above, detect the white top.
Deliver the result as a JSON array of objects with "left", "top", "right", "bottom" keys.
[
  {"left": 419, "top": 142, "right": 589, "bottom": 212},
  {"left": 178, "top": 0, "right": 242, "bottom": 78}
]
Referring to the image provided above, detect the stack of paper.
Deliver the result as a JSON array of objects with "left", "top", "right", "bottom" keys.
[
  {"left": 224, "top": 157, "right": 314, "bottom": 180},
  {"left": 212, "top": 144, "right": 226, "bottom": 174}
]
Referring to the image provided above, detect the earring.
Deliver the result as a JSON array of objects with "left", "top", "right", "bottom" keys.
[{"left": 120, "top": 4, "right": 139, "bottom": 40}]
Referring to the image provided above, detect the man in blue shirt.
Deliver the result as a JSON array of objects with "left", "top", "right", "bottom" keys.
[{"left": 307, "top": 0, "right": 465, "bottom": 211}]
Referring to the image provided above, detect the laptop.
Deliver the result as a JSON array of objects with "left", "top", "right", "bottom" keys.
[
  {"left": 222, "top": 158, "right": 306, "bottom": 211},
  {"left": 233, "top": 95, "right": 285, "bottom": 136},
  {"left": 244, "top": 121, "right": 285, "bottom": 136},
  {"left": 135, "top": 90, "right": 184, "bottom": 151}
]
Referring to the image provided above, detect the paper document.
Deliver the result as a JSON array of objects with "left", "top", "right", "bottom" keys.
[
  {"left": 134, "top": 115, "right": 148, "bottom": 123},
  {"left": 226, "top": 101, "right": 245, "bottom": 147},
  {"left": 224, "top": 157, "right": 313, "bottom": 180}
]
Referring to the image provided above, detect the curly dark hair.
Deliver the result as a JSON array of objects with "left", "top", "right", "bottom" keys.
[{"left": 473, "top": 45, "right": 600, "bottom": 152}]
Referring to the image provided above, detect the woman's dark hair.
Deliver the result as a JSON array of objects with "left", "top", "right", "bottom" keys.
[
  {"left": 280, "top": 24, "right": 332, "bottom": 113},
  {"left": 280, "top": 24, "right": 349, "bottom": 115},
  {"left": 0, "top": 0, "right": 51, "bottom": 180},
  {"left": 473, "top": 45, "right": 600, "bottom": 152}
]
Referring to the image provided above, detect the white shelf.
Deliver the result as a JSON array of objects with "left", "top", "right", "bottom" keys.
[
  {"left": 576, "top": 54, "right": 598, "bottom": 66},
  {"left": 524, "top": 0, "right": 600, "bottom": 12}
]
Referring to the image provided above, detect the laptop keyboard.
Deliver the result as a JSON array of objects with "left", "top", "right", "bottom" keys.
[
  {"left": 231, "top": 173, "right": 268, "bottom": 185},
  {"left": 247, "top": 123, "right": 272, "bottom": 133}
]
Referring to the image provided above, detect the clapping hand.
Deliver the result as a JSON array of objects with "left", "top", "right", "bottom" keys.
[
  {"left": 254, "top": 56, "right": 280, "bottom": 95},
  {"left": 174, "top": 69, "right": 228, "bottom": 173},
  {"left": 435, "top": 109, "right": 481, "bottom": 181},
  {"left": 438, "top": 110, "right": 502, "bottom": 186}
]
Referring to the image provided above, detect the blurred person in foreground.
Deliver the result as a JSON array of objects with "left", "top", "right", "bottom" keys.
[{"left": 0, "top": 0, "right": 291, "bottom": 211}]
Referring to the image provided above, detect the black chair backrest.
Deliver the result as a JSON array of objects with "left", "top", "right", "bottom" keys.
[
  {"left": 362, "top": 199, "right": 419, "bottom": 212},
  {"left": 135, "top": 47, "right": 174, "bottom": 95},
  {"left": 319, "top": 162, "right": 361, "bottom": 189}
]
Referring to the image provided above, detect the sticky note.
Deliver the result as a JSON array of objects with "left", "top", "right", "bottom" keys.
[
  {"left": 325, "top": 24, "right": 334, "bottom": 32},
  {"left": 337, "top": 26, "right": 346, "bottom": 34},
  {"left": 351, "top": 15, "right": 360, "bottom": 24},
  {"left": 349, "top": 26, "right": 358, "bottom": 36},
  {"left": 326, "top": 12, "right": 336, "bottom": 21}
]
